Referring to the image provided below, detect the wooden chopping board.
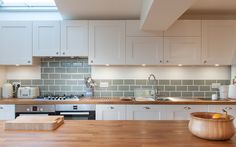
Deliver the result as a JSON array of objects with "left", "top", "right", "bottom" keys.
[{"left": 4, "top": 115, "right": 64, "bottom": 131}]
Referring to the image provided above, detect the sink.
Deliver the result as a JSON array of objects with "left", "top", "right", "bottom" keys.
[
  {"left": 135, "top": 97, "right": 155, "bottom": 101},
  {"left": 156, "top": 97, "right": 172, "bottom": 101}
]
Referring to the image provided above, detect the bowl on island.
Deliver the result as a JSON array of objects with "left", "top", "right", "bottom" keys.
[{"left": 188, "top": 112, "right": 235, "bottom": 140}]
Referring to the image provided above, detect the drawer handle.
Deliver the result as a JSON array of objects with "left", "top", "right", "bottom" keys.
[
  {"left": 184, "top": 106, "right": 191, "bottom": 110},
  {"left": 144, "top": 107, "right": 151, "bottom": 110},
  {"left": 225, "top": 107, "right": 232, "bottom": 110},
  {"left": 56, "top": 52, "right": 59, "bottom": 55},
  {"left": 110, "top": 106, "right": 114, "bottom": 109},
  {"left": 62, "top": 52, "right": 65, "bottom": 55}
]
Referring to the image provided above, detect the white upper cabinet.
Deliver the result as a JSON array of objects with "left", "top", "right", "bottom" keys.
[
  {"left": 126, "top": 20, "right": 163, "bottom": 36},
  {"left": 33, "top": 21, "right": 61, "bottom": 56},
  {"left": 89, "top": 20, "right": 125, "bottom": 65},
  {"left": 126, "top": 37, "right": 163, "bottom": 65},
  {"left": 61, "top": 21, "right": 88, "bottom": 56},
  {"left": 164, "top": 37, "right": 201, "bottom": 65},
  {"left": 202, "top": 20, "right": 236, "bottom": 65},
  {"left": 0, "top": 21, "right": 33, "bottom": 65},
  {"left": 164, "top": 20, "right": 201, "bottom": 37}
]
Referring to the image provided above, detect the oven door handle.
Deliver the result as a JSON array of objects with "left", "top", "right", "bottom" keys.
[{"left": 60, "top": 112, "right": 90, "bottom": 115}]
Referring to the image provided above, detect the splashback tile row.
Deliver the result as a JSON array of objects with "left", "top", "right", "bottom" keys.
[{"left": 7, "top": 58, "right": 230, "bottom": 98}]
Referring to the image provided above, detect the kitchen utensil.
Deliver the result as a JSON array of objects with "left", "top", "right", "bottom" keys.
[
  {"left": 188, "top": 112, "right": 235, "bottom": 140},
  {"left": 2, "top": 83, "right": 13, "bottom": 98},
  {"left": 5, "top": 115, "right": 64, "bottom": 131},
  {"left": 228, "top": 85, "right": 236, "bottom": 99},
  {"left": 219, "top": 85, "right": 229, "bottom": 99},
  {"left": 17, "top": 87, "right": 39, "bottom": 98}
]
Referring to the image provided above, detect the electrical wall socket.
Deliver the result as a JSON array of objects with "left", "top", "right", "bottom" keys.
[
  {"left": 211, "top": 83, "right": 221, "bottom": 89},
  {"left": 100, "top": 82, "right": 109, "bottom": 88}
]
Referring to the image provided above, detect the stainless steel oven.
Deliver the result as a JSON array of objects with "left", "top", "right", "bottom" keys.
[{"left": 55, "top": 104, "right": 96, "bottom": 120}]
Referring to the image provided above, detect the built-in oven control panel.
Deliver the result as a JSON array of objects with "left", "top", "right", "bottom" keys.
[
  {"left": 56, "top": 104, "right": 96, "bottom": 111},
  {"left": 16, "top": 105, "right": 55, "bottom": 112}
]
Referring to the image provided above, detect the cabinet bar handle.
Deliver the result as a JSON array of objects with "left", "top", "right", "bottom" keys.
[
  {"left": 110, "top": 106, "right": 114, "bottom": 109},
  {"left": 184, "top": 106, "right": 191, "bottom": 110},
  {"left": 144, "top": 107, "right": 151, "bottom": 109},
  {"left": 0, "top": 106, "right": 3, "bottom": 109},
  {"left": 225, "top": 107, "right": 232, "bottom": 110}
]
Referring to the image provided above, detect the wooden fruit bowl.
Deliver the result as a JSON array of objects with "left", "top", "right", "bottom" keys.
[{"left": 188, "top": 112, "right": 235, "bottom": 140}]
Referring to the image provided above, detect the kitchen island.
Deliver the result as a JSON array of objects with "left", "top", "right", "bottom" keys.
[{"left": 0, "top": 120, "right": 235, "bottom": 147}]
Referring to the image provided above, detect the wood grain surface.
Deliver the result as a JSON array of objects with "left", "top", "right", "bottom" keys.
[
  {"left": 0, "top": 97, "right": 236, "bottom": 105},
  {"left": 0, "top": 120, "right": 235, "bottom": 147}
]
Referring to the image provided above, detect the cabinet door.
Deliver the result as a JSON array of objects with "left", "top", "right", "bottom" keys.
[
  {"left": 165, "top": 105, "right": 208, "bottom": 120},
  {"left": 208, "top": 105, "right": 236, "bottom": 126},
  {"left": 96, "top": 105, "right": 126, "bottom": 120},
  {"left": 164, "top": 20, "right": 201, "bottom": 37},
  {"left": 0, "top": 105, "right": 15, "bottom": 120},
  {"left": 202, "top": 20, "right": 236, "bottom": 65},
  {"left": 61, "top": 21, "right": 88, "bottom": 56},
  {"left": 126, "top": 37, "right": 163, "bottom": 65},
  {"left": 164, "top": 37, "right": 201, "bottom": 65},
  {"left": 89, "top": 21, "right": 125, "bottom": 65},
  {"left": 126, "top": 20, "right": 163, "bottom": 36},
  {"left": 33, "top": 21, "right": 60, "bottom": 56},
  {"left": 127, "top": 105, "right": 164, "bottom": 120},
  {"left": 0, "top": 21, "right": 32, "bottom": 65}
]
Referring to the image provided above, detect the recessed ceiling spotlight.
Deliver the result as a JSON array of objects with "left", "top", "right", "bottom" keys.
[{"left": 178, "top": 64, "right": 182, "bottom": 67}]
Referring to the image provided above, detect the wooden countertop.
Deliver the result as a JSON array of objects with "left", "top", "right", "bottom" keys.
[
  {"left": 0, "top": 120, "right": 235, "bottom": 147},
  {"left": 0, "top": 97, "right": 236, "bottom": 105}
]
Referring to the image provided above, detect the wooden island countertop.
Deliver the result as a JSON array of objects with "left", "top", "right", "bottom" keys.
[{"left": 0, "top": 120, "right": 235, "bottom": 147}]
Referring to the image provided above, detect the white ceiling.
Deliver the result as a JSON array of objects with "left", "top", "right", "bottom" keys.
[
  {"left": 55, "top": 0, "right": 142, "bottom": 20},
  {"left": 185, "top": 0, "right": 236, "bottom": 15},
  {"left": 55, "top": 0, "right": 236, "bottom": 20}
]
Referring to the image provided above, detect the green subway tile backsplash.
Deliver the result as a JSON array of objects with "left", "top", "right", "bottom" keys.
[{"left": 7, "top": 58, "right": 230, "bottom": 98}]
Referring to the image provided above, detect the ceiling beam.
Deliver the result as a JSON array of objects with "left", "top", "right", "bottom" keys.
[{"left": 140, "top": 0, "right": 197, "bottom": 31}]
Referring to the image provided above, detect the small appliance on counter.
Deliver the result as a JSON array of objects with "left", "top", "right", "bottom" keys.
[
  {"left": 17, "top": 87, "right": 39, "bottom": 98},
  {"left": 228, "top": 85, "right": 236, "bottom": 99},
  {"left": 2, "top": 83, "right": 13, "bottom": 98}
]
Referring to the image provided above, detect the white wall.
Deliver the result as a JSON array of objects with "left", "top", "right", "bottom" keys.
[
  {"left": 0, "top": 66, "right": 6, "bottom": 86},
  {"left": 92, "top": 66, "right": 230, "bottom": 80},
  {"left": 6, "top": 65, "right": 41, "bottom": 80},
  {"left": 0, "top": 12, "right": 62, "bottom": 20}
]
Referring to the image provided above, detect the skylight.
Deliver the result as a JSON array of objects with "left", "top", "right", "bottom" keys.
[{"left": 0, "top": 0, "right": 56, "bottom": 7}]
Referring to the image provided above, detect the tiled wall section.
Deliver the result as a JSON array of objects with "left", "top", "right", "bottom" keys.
[
  {"left": 7, "top": 58, "right": 230, "bottom": 98},
  {"left": 94, "top": 79, "right": 230, "bottom": 98},
  {"left": 8, "top": 58, "right": 91, "bottom": 96}
]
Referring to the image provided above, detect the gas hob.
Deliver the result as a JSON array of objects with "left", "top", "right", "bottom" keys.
[{"left": 36, "top": 95, "right": 84, "bottom": 101}]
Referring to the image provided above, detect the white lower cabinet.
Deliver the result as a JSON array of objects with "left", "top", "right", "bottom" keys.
[
  {"left": 126, "top": 105, "right": 165, "bottom": 120},
  {"left": 208, "top": 105, "right": 236, "bottom": 125},
  {"left": 0, "top": 105, "right": 15, "bottom": 120},
  {"left": 163, "top": 105, "right": 208, "bottom": 120},
  {"left": 96, "top": 105, "right": 126, "bottom": 120}
]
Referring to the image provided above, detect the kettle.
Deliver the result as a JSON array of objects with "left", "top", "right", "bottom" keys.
[{"left": 2, "top": 83, "right": 13, "bottom": 98}]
